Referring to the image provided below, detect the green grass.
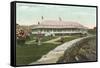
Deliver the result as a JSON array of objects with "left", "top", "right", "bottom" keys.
[
  {"left": 16, "top": 35, "right": 81, "bottom": 65},
  {"left": 41, "top": 36, "right": 58, "bottom": 42},
  {"left": 28, "top": 34, "right": 58, "bottom": 42},
  {"left": 16, "top": 43, "right": 61, "bottom": 65},
  {"left": 88, "top": 29, "right": 96, "bottom": 35}
]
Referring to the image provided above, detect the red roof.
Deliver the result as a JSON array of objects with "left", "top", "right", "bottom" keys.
[{"left": 33, "top": 20, "right": 87, "bottom": 29}]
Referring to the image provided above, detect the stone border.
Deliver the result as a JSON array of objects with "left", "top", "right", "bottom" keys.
[{"left": 30, "top": 35, "right": 94, "bottom": 65}]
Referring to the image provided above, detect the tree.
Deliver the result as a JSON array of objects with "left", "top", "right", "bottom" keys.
[{"left": 16, "top": 29, "right": 27, "bottom": 45}]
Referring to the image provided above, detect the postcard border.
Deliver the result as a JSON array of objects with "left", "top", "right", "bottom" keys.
[{"left": 10, "top": 1, "right": 98, "bottom": 67}]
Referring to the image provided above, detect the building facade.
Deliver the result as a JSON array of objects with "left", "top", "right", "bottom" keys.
[{"left": 32, "top": 20, "right": 88, "bottom": 36}]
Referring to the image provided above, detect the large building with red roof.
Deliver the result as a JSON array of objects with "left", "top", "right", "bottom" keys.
[{"left": 32, "top": 20, "right": 88, "bottom": 36}]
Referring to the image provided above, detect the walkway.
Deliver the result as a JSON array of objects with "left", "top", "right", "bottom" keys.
[
  {"left": 30, "top": 36, "right": 92, "bottom": 65},
  {"left": 43, "top": 37, "right": 61, "bottom": 44},
  {"left": 43, "top": 36, "right": 72, "bottom": 44},
  {"left": 25, "top": 36, "right": 72, "bottom": 45}
]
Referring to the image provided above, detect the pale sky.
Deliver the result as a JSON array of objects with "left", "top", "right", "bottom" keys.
[{"left": 16, "top": 3, "right": 96, "bottom": 29}]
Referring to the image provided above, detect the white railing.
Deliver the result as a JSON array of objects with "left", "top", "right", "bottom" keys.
[{"left": 32, "top": 31, "right": 86, "bottom": 34}]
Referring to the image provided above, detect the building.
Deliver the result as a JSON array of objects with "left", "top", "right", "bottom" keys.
[{"left": 31, "top": 20, "right": 88, "bottom": 36}]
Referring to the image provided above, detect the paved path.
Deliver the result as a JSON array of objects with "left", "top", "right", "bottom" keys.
[
  {"left": 43, "top": 37, "right": 61, "bottom": 44},
  {"left": 30, "top": 36, "right": 92, "bottom": 65},
  {"left": 43, "top": 36, "right": 72, "bottom": 44},
  {"left": 25, "top": 36, "right": 72, "bottom": 45}
]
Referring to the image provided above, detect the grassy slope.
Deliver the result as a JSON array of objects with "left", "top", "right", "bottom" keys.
[
  {"left": 16, "top": 43, "right": 60, "bottom": 65},
  {"left": 16, "top": 35, "right": 81, "bottom": 65}
]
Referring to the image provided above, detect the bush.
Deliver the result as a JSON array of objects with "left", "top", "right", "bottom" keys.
[{"left": 16, "top": 29, "right": 29, "bottom": 45}]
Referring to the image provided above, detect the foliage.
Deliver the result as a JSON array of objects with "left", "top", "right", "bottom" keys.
[{"left": 88, "top": 29, "right": 96, "bottom": 35}]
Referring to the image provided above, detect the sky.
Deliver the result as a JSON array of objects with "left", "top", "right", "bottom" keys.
[{"left": 16, "top": 3, "right": 96, "bottom": 29}]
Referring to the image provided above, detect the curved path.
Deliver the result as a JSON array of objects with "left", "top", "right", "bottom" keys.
[{"left": 30, "top": 36, "right": 93, "bottom": 65}]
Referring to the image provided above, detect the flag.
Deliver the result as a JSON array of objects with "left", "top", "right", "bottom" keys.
[
  {"left": 59, "top": 17, "right": 62, "bottom": 21},
  {"left": 41, "top": 16, "right": 44, "bottom": 20}
]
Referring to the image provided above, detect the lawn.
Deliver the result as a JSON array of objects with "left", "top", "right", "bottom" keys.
[
  {"left": 27, "top": 34, "right": 58, "bottom": 42},
  {"left": 16, "top": 43, "right": 61, "bottom": 65},
  {"left": 16, "top": 35, "right": 81, "bottom": 65}
]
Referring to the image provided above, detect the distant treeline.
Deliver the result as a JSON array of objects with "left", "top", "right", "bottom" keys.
[{"left": 88, "top": 28, "right": 96, "bottom": 35}]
